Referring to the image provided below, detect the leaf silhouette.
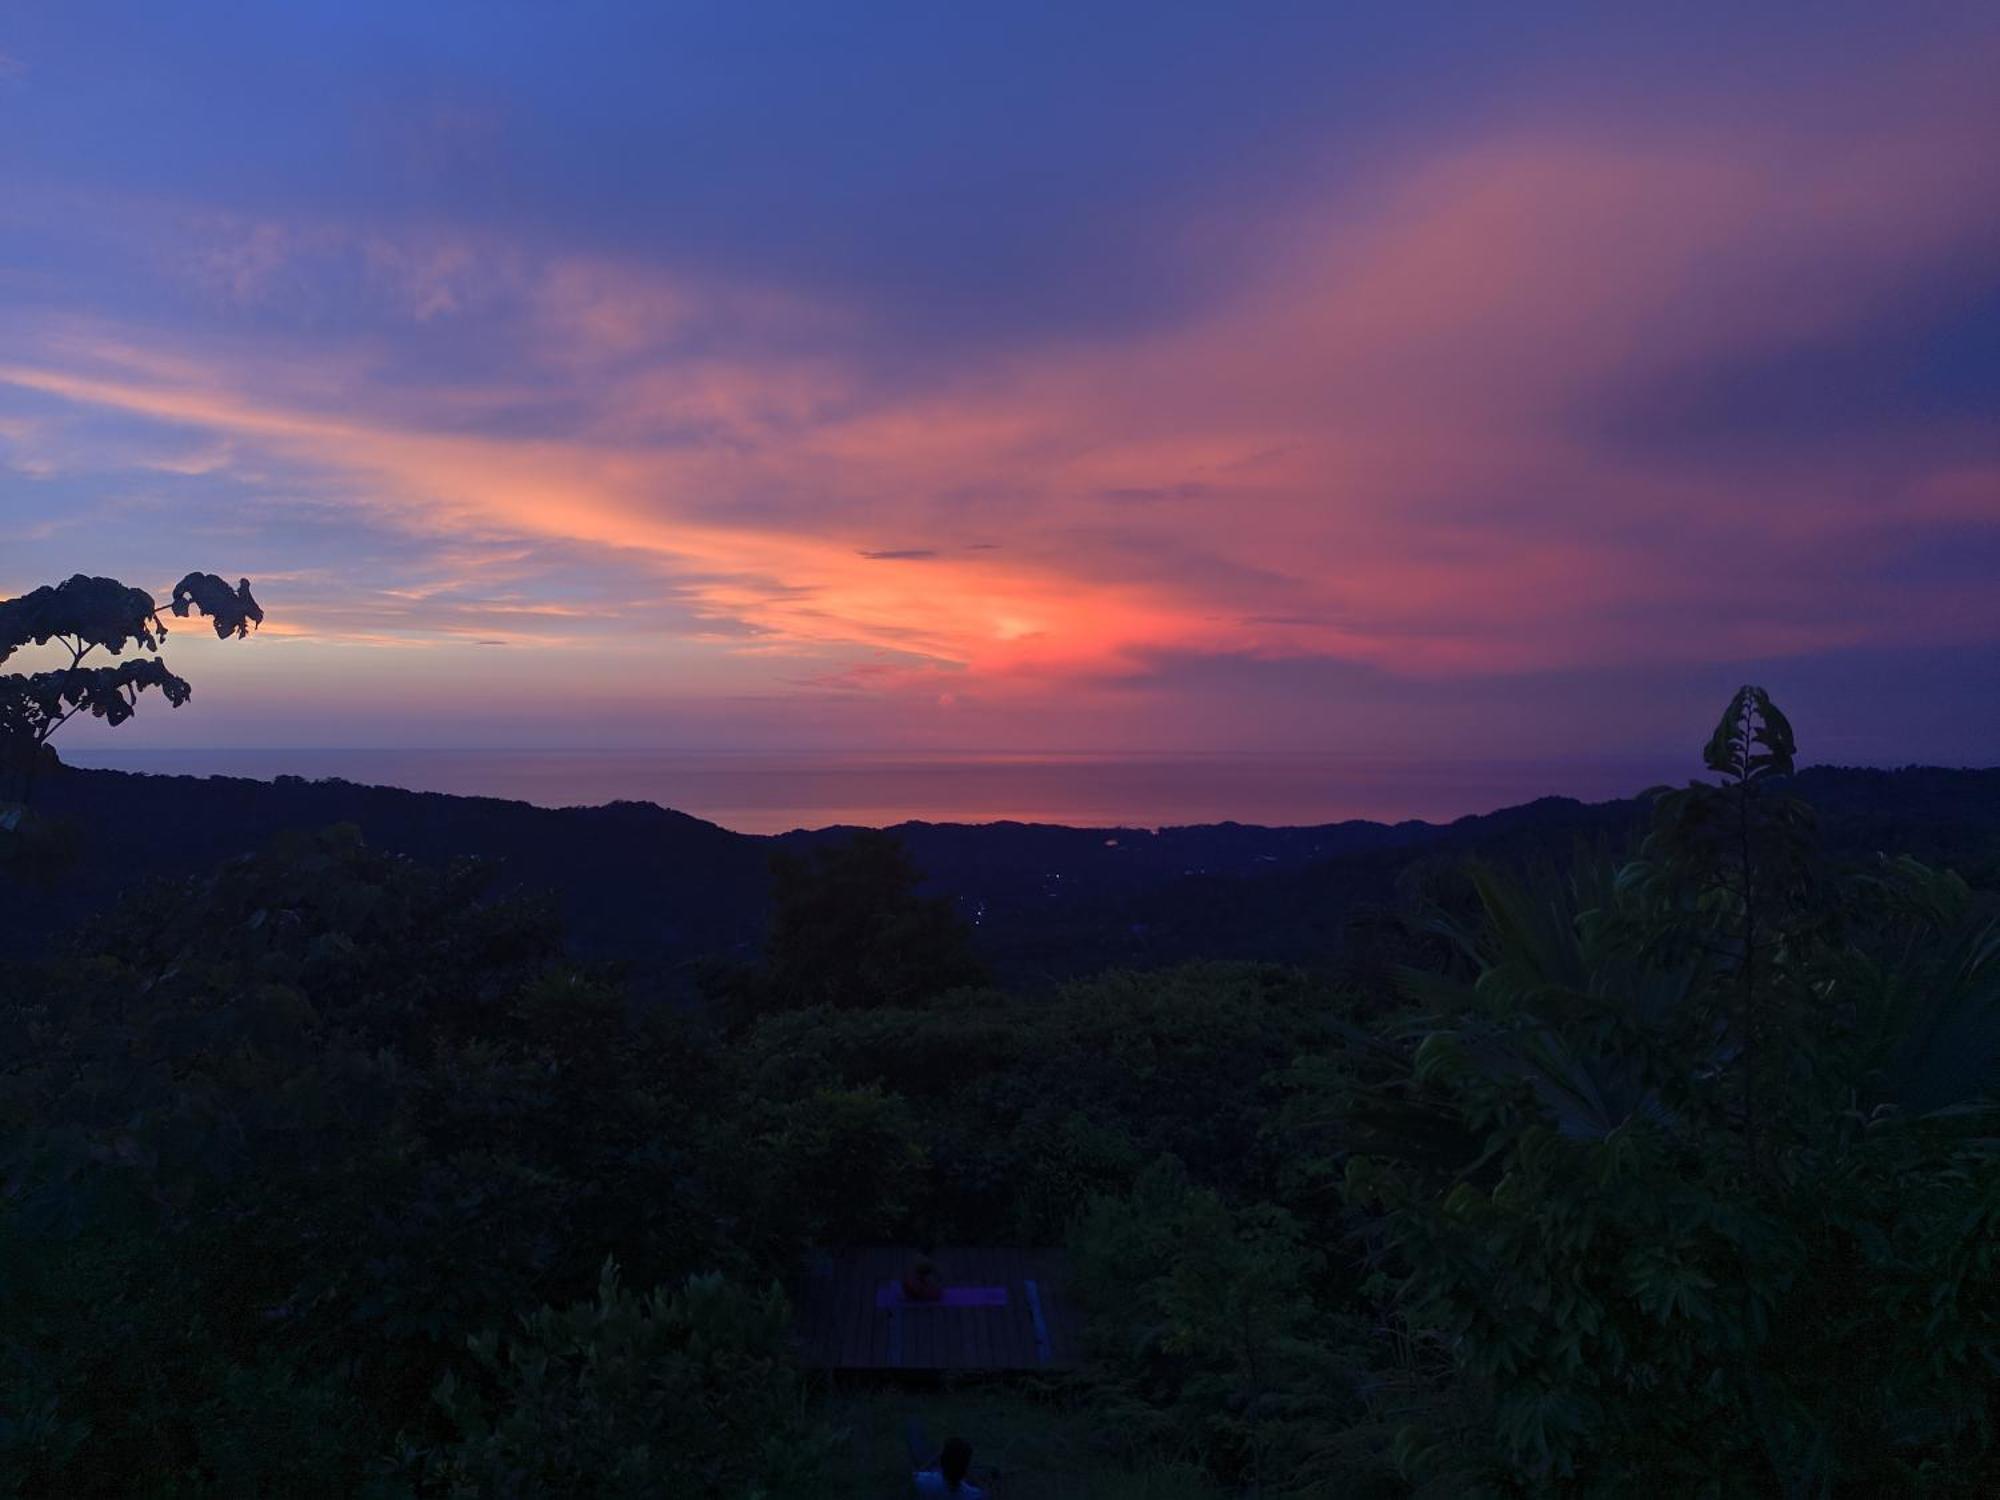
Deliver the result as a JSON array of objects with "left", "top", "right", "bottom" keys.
[
  {"left": 0, "top": 575, "right": 164, "bottom": 665},
  {"left": 169, "top": 573, "right": 264, "bottom": 639}
]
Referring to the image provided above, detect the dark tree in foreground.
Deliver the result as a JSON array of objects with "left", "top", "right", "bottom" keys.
[
  {"left": 0, "top": 571, "right": 262, "bottom": 809},
  {"left": 758, "top": 829, "right": 987, "bottom": 1011}
]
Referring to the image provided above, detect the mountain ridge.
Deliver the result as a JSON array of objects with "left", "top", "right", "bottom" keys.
[{"left": 10, "top": 761, "right": 1999, "bottom": 991}]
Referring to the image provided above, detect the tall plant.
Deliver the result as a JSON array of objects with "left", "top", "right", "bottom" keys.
[
  {"left": 1333, "top": 689, "right": 2000, "bottom": 1494},
  {"left": 1629, "top": 685, "right": 1824, "bottom": 1171}
]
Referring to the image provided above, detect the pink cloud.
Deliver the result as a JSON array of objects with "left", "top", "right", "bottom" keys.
[{"left": 3, "top": 40, "right": 1997, "bottom": 743}]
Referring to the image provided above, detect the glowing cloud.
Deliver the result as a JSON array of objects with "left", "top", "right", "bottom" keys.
[{"left": 2, "top": 9, "right": 1996, "bottom": 758}]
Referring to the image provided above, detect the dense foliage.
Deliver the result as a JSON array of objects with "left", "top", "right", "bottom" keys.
[
  {"left": 1294, "top": 690, "right": 2000, "bottom": 1495},
  {"left": 2, "top": 687, "right": 1996, "bottom": 1495},
  {"left": 714, "top": 827, "right": 989, "bottom": 1019},
  {"left": 415, "top": 1263, "right": 836, "bottom": 1498}
]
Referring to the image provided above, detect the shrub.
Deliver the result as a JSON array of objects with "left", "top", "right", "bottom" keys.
[{"left": 420, "top": 1261, "right": 839, "bottom": 1499}]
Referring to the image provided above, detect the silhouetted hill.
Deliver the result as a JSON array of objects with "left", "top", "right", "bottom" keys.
[
  {"left": 13, "top": 770, "right": 772, "bottom": 991},
  {"left": 9, "top": 762, "right": 2000, "bottom": 992}
]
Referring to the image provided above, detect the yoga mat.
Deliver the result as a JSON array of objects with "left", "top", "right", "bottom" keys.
[{"left": 876, "top": 1283, "right": 1008, "bottom": 1308}]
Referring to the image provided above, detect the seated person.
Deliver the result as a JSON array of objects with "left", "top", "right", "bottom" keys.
[
  {"left": 913, "top": 1435, "right": 990, "bottom": 1497},
  {"left": 900, "top": 1254, "right": 944, "bottom": 1303}
]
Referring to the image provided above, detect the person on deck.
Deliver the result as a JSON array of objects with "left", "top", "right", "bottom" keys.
[
  {"left": 901, "top": 1254, "right": 944, "bottom": 1303},
  {"left": 913, "top": 1435, "right": 991, "bottom": 1497}
]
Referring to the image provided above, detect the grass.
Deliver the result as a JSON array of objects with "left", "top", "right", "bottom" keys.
[{"left": 820, "top": 1380, "right": 1224, "bottom": 1499}]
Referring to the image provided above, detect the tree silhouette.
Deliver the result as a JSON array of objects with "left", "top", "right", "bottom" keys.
[
  {"left": 758, "top": 829, "right": 987, "bottom": 1011},
  {"left": 0, "top": 571, "right": 262, "bottom": 809}
]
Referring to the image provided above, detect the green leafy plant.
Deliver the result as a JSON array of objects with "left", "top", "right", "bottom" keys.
[
  {"left": 1072, "top": 1158, "right": 1367, "bottom": 1496},
  {"left": 420, "top": 1260, "right": 838, "bottom": 1499},
  {"left": 1328, "top": 688, "right": 2000, "bottom": 1495}
]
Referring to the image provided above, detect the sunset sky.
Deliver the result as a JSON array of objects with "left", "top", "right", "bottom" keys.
[{"left": 4, "top": 3, "right": 1998, "bottom": 765}]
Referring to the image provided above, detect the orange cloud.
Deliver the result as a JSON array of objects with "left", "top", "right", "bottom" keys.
[{"left": 4, "top": 48, "right": 1997, "bottom": 722}]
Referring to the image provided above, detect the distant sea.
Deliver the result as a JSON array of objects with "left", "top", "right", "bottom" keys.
[{"left": 57, "top": 748, "right": 1693, "bottom": 835}]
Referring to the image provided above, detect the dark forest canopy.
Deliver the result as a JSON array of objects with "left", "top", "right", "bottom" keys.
[{"left": 2, "top": 689, "right": 1999, "bottom": 1495}]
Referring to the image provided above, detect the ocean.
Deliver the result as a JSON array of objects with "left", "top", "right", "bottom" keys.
[{"left": 55, "top": 747, "right": 1689, "bottom": 834}]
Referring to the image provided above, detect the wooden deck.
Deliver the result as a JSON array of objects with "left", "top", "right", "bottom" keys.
[{"left": 794, "top": 1247, "right": 1081, "bottom": 1371}]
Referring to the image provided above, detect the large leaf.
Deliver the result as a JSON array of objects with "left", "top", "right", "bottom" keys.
[
  {"left": 0, "top": 575, "right": 162, "bottom": 664},
  {"left": 1702, "top": 685, "right": 1795, "bottom": 783},
  {"left": 169, "top": 573, "right": 263, "bottom": 639}
]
